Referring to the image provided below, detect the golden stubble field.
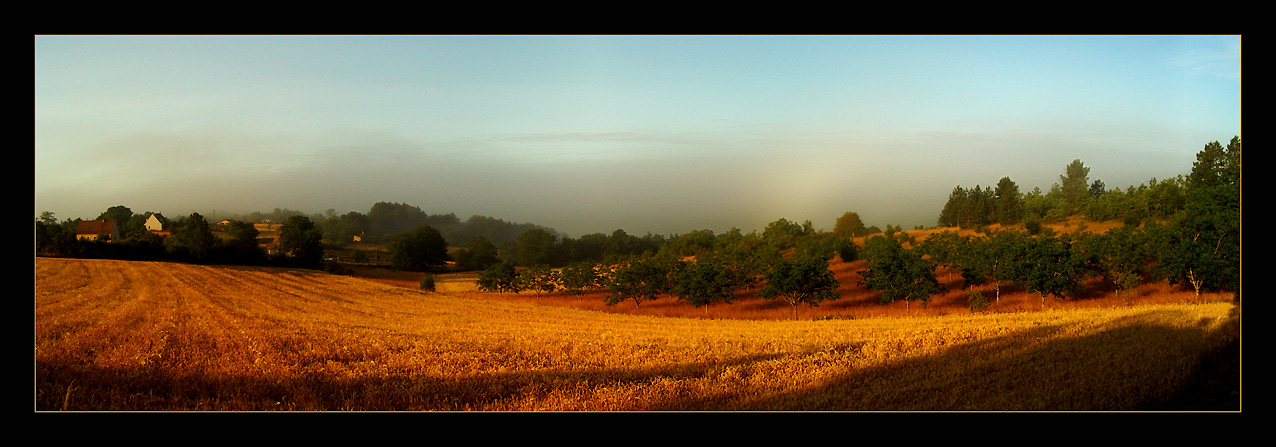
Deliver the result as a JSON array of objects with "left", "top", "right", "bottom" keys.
[{"left": 35, "top": 257, "right": 1239, "bottom": 411}]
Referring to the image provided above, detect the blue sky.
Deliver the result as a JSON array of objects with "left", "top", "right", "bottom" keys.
[{"left": 35, "top": 35, "right": 1241, "bottom": 237}]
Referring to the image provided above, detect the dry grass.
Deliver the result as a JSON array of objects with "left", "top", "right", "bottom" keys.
[{"left": 36, "top": 257, "right": 1239, "bottom": 411}]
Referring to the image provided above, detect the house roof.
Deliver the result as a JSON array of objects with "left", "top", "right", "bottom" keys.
[
  {"left": 148, "top": 213, "right": 169, "bottom": 223},
  {"left": 76, "top": 219, "right": 116, "bottom": 235}
]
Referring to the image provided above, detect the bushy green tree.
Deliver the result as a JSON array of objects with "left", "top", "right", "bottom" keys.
[
  {"left": 323, "top": 211, "right": 369, "bottom": 243},
  {"left": 1149, "top": 137, "right": 1240, "bottom": 299},
  {"left": 671, "top": 258, "right": 738, "bottom": 311},
  {"left": 476, "top": 261, "right": 522, "bottom": 294},
  {"left": 277, "top": 215, "right": 325, "bottom": 268},
  {"left": 858, "top": 237, "right": 939, "bottom": 310},
  {"left": 606, "top": 256, "right": 679, "bottom": 307},
  {"left": 387, "top": 224, "right": 449, "bottom": 272},
  {"left": 762, "top": 218, "right": 814, "bottom": 249},
  {"left": 175, "top": 212, "right": 217, "bottom": 261},
  {"left": 833, "top": 211, "right": 867, "bottom": 238},
  {"left": 760, "top": 256, "right": 841, "bottom": 319},
  {"left": 561, "top": 262, "right": 604, "bottom": 298},
  {"left": 97, "top": 205, "right": 134, "bottom": 233},
  {"left": 1019, "top": 234, "right": 1084, "bottom": 309},
  {"left": 1085, "top": 226, "right": 1149, "bottom": 303},
  {"left": 969, "top": 230, "right": 1029, "bottom": 304}
]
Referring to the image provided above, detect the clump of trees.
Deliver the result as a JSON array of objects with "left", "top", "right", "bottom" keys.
[
  {"left": 387, "top": 224, "right": 450, "bottom": 272},
  {"left": 859, "top": 234, "right": 939, "bottom": 309},
  {"left": 939, "top": 159, "right": 1192, "bottom": 230}
]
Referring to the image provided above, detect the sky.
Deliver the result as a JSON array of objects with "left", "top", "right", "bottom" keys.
[{"left": 35, "top": 35, "right": 1242, "bottom": 238}]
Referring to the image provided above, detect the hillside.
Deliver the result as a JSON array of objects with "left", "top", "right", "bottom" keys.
[
  {"left": 348, "top": 218, "right": 1231, "bottom": 321},
  {"left": 36, "top": 258, "right": 1239, "bottom": 411}
]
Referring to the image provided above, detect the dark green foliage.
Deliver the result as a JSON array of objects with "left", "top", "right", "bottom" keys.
[
  {"left": 836, "top": 238, "right": 857, "bottom": 262},
  {"left": 994, "top": 177, "right": 1024, "bottom": 224},
  {"left": 512, "top": 228, "right": 559, "bottom": 267},
  {"left": 833, "top": 211, "right": 867, "bottom": 238},
  {"left": 218, "top": 220, "right": 264, "bottom": 264},
  {"left": 322, "top": 211, "right": 370, "bottom": 243},
  {"left": 387, "top": 224, "right": 450, "bottom": 272},
  {"left": 606, "top": 256, "right": 680, "bottom": 307},
  {"left": 1019, "top": 234, "right": 1084, "bottom": 309},
  {"left": 671, "top": 257, "right": 738, "bottom": 309},
  {"left": 938, "top": 185, "right": 995, "bottom": 228},
  {"left": 367, "top": 202, "right": 429, "bottom": 242},
  {"left": 1024, "top": 216, "right": 1043, "bottom": 235},
  {"left": 762, "top": 218, "right": 814, "bottom": 249},
  {"left": 760, "top": 256, "right": 841, "bottom": 319},
  {"left": 664, "top": 229, "right": 717, "bottom": 257},
  {"left": 968, "top": 230, "right": 1029, "bottom": 303},
  {"left": 420, "top": 274, "right": 436, "bottom": 291},
  {"left": 795, "top": 234, "right": 840, "bottom": 261},
  {"left": 477, "top": 261, "right": 522, "bottom": 294},
  {"left": 966, "top": 290, "right": 988, "bottom": 311},
  {"left": 97, "top": 205, "right": 134, "bottom": 233},
  {"left": 453, "top": 235, "right": 501, "bottom": 271},
  {"left": 858, "top": 237, "right": 939, "bottom": 309},
  {"left": 35, "top": 218, "right": 81, "bottom": 257},
  {"left": 175, "top": 212, "right": 217, "bottom": 262},
  {"left": 277, "top": 215, "right": 325, "bottom": 268},
  {"left": 1060, "top": 159, "right": 1091, "bottom": 209},
  {"left": 560, "top": 262, "right": 604, "bottom": 296},
  {"left": 1149, "top": 137, "right": 1240, "bottom": 298}
]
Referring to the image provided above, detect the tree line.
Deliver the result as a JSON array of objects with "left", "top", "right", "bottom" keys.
[
  {"left": 474, "top": 218, "right": 855, "bottom": 319},
  {"left": 938, "top": 159, "right": 1193, "bottom": 231},
  {"left": 35, "top": 211, "right": 327, "bottom": 269},
  {"left": 468, "top": 136, "right": 1241, "bottom": 314}
]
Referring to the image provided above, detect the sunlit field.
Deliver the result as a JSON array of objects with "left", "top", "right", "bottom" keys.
[{"left": 36, "top": 257, "right": 1238, "bottom": 411}]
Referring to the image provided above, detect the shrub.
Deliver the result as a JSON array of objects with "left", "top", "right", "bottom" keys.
[
  {"left": 967, "top": 290, "right": 989, "bottom": 311},
  {"left": 420, "top": 274, "right": 436, "bottom": 291}
]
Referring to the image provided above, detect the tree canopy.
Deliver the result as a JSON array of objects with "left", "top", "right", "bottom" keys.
[
  {"left": 387, "top": 224, "right": 450, "bottom": 272},
  {"left": 760, "top": 256, "right": 840, "bottom": 319},
  {"left": 277, "top": 215, "right": 325, "bottom": 268},
  {"left": 858, "top": 236, "right": 939, "bottom": 310}
]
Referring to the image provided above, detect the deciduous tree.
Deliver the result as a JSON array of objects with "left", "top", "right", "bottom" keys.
[
  {"left": 175, "top": 212, "right": 216, "bottom": 262},
  {"left": 761, "top": 256, "right": 841, "bottom": 319},
  {"left": 1019, "top": 234, "right": 1084, "bottom": 309},
  {"left": 606, "top": 256, "right": 679, "bottom": 307},
  {"left": 387, "top": 224, "right": 449, "bottom": 272},
  {"left": 671, "top": 257, "right": 737, "bottom": 312},
  {"left": 561, "top": 262, "right": 604, "bottom": 298},
  {"left": 477, "top": 261, "right": 522, "bottom": 294},
  {"left": 858, "top": 237, "right": 939, "bottom": 310},
  {"left": 834, "top": 212, "right": 867, "bottom": 238}
]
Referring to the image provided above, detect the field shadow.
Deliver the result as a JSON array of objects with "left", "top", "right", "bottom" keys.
[{"left": 675, "top": 305, "right": 1240, "bottom": 412}]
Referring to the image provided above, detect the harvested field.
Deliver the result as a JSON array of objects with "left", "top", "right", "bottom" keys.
[{"left": 35, "top": 257, "right": 1240, "bottom": 411}]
